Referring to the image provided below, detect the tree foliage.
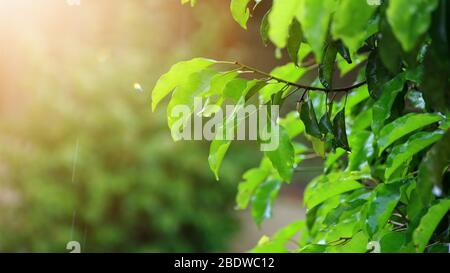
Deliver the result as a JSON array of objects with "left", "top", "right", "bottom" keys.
[{"left": 153, "top": 0, "right": 450, "bottom": 253}]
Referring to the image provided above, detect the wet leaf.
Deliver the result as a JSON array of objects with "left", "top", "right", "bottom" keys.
[{"left": 333, "top": 109, "right": 350, "bottom": 151}]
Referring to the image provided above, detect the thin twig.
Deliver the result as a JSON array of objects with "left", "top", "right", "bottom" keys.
[{"left": 217, "top": 61, "right": 367, "bottom": 93}]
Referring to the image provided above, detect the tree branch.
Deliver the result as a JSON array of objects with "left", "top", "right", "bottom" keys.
[{"left": 218, "top": 61, "right": 367, "bottom": 93}]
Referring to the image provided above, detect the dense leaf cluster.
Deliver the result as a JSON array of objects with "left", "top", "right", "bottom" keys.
[{"left": 153, "top": 0, "right": 450, "bottom": 253}]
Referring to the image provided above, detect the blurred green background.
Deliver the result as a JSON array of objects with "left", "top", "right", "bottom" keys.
[
  {"left": 0, "top": 0, "right": 308, "bottom": 252},
  {"left": 0, "top": 0, "right": 261, "bottom": 252}
]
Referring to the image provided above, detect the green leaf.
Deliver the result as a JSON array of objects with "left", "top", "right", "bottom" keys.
[
  {"left": 278, "top": 111, "right": 305, "bottom": 139},
  {"left": 246, "top": 81, "right": 268, "bottom": 102},
  {"left": 268, "top": 0, "right": 301, "bottom": 48},
  {"left": 335, "top": 40, "right": 352, "bottom": 64},
  {"left": 379, "top": 13, "right": 404, "bottom": 74},
  {"left": 380, "top": 232, "right": 407, "bottom": 253},
  {"left": 260, "top": 9, "right": 271, "bottom": 45},
  {"left": 371, "top": 74, "right": 406, "bottom": 135},
  {"left": 152, "top": 58, "right": 216, "bottom": 111},
  {"left": 422, "top": 0, "right": 450, "bottom": 113},
  {"left": 208, "top": 100, "right": 247, "bottom": 180},
  {"left": 181, "top": 0, "right": 197, "bottom": 7},
  {"left": 348, "top": 131, "right": 374, "bottom": 171},
  {"left": 287, "top": 19, "right": 303, "bottom": 66},
  {"left": 366, "top": 180, "right": 405, "bottom": 236},
  {"left": 304, "top": 172, "right": 365, "bottom": 209},
  {"left": 251, "top": 221, "right": 305, "bottom": 253},
  {"left": 343, "top": 85, "right": 370, "bottom": 116},
  {"left": 230, "top": 0, "right": 252, "bottom": 29},
  {"left": 319, "top": 42, "right": 338, "bottom": 89},
  {"left": 338, "top": 54, "right": 367, "bottom": 77},
  {"left": 333, "top": 109, "right": 350, "bottom": 152},
  {"left": 328, "top": 231, "right": 369, "bottom": 253},
  {"left": 167, "top": 69, "right": 218, "bottom": 136},
  {"left": 366, "top": 50, "right": 393, "bottom": 99},
  {"left": 300, "top": 100, "right": 322, "bottom": 139},
  {"left": 223, "top": 78, "right": 249, "bottom": 102},
  {"left": 208, "top": 139, "right": 231, "bottom": 181},
  {"left": 265, "top": 126, "right": 295, "bottom": 182},
  {"left": 319, "top": 113, "right": 333, "bottom": 135},
  {"left": 203, "top": 71, "right": 239, "bottom": 97},
  {"left": 377, "top": 113, "right": 443, "bottom": 156},
  {"left": 332, "top": 0, "right": 377, "bottom": 53},
  {"left": 296, "top": 0, "right": 337, "bottom": 61},
  {"left": 311, "top": 136, "right": 325, "bottom": 158},
  {"left": 387, "top": 0, "right": 439, "bottom": 52},
  {"left": 413, "top": 199, "right": 450, "bottom": 252},
  {"left": 416, "top": 130, "right": 450, "bottom": 207},
  {"left": 385, "top": 131, "right": 444, "bottom": 180},
  {"left": 236, "top": 167, "right": 270, "bottom": 210},
  {"left": 252, "top": 179, "right": 281, "bottom": 225},
  {"left": 325, "top": 148, "right": 346, "bottom": 172},
  {"left": 298, "top": 244, "right": 327, "bottom": 253},
  {"left": 428, "top": 243, "right": 450, "bottom": 253}
]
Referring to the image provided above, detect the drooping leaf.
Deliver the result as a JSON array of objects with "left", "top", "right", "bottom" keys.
[
  {"left": 366, "top": 50, "right": 393, "bottom": 99},
  {"left": 268, "top": 0, "right": 301, "bottom": 48},
  {"left": 208, "top": 139, "right": 232, "bottom": 181},
  {"left": 371, "top": 73, "right": 406, "bottom": 135},
  {"left": 208, "top": 100, "right": 247, "bottom": 180},
  {"left": 332, "top": 0, "right": 377, "bottom": 53},
  {"left": 252, "top": 179, "right": 281, "bottom": 225},
  {"left": 379, "top": 12, "right": 404, "bottom": 74},
  {"left": 319, "top": 113, "right": 333, "bottom": 135},
  {"left": 335, "top": 40, "right": 352, "bottom": 64},
  {"left": 333, "top": 109, "right": 350, "bottom": 152},
  {"left": 300, "top": 100, "right": 322, "bottom": 139},
  {"left": 319, "top": 42, "right": 338, "bottom": 90},
  {"left": 264, "top": 126, "right": 295, "bottom": 182},
  {"left": 287, "top": 19, "right": 303, "bottom": 66},
  {"left": 230, "top": 0, "right": 252, "bottom": 29},
  {"left": 377, "top": 113, "right": 443, "bottom": 156},
  {"left": 385, "top": 131, "right": 444, "bottom": 180},
  {"left": 152, "top": 58, "right": 216, "bottom": 111},
  {"left": 413, "top": 199, "right": 450, "bottom": 252},
  {"left": 387, "top": 0, "right": 439, "bottom": 52}
]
